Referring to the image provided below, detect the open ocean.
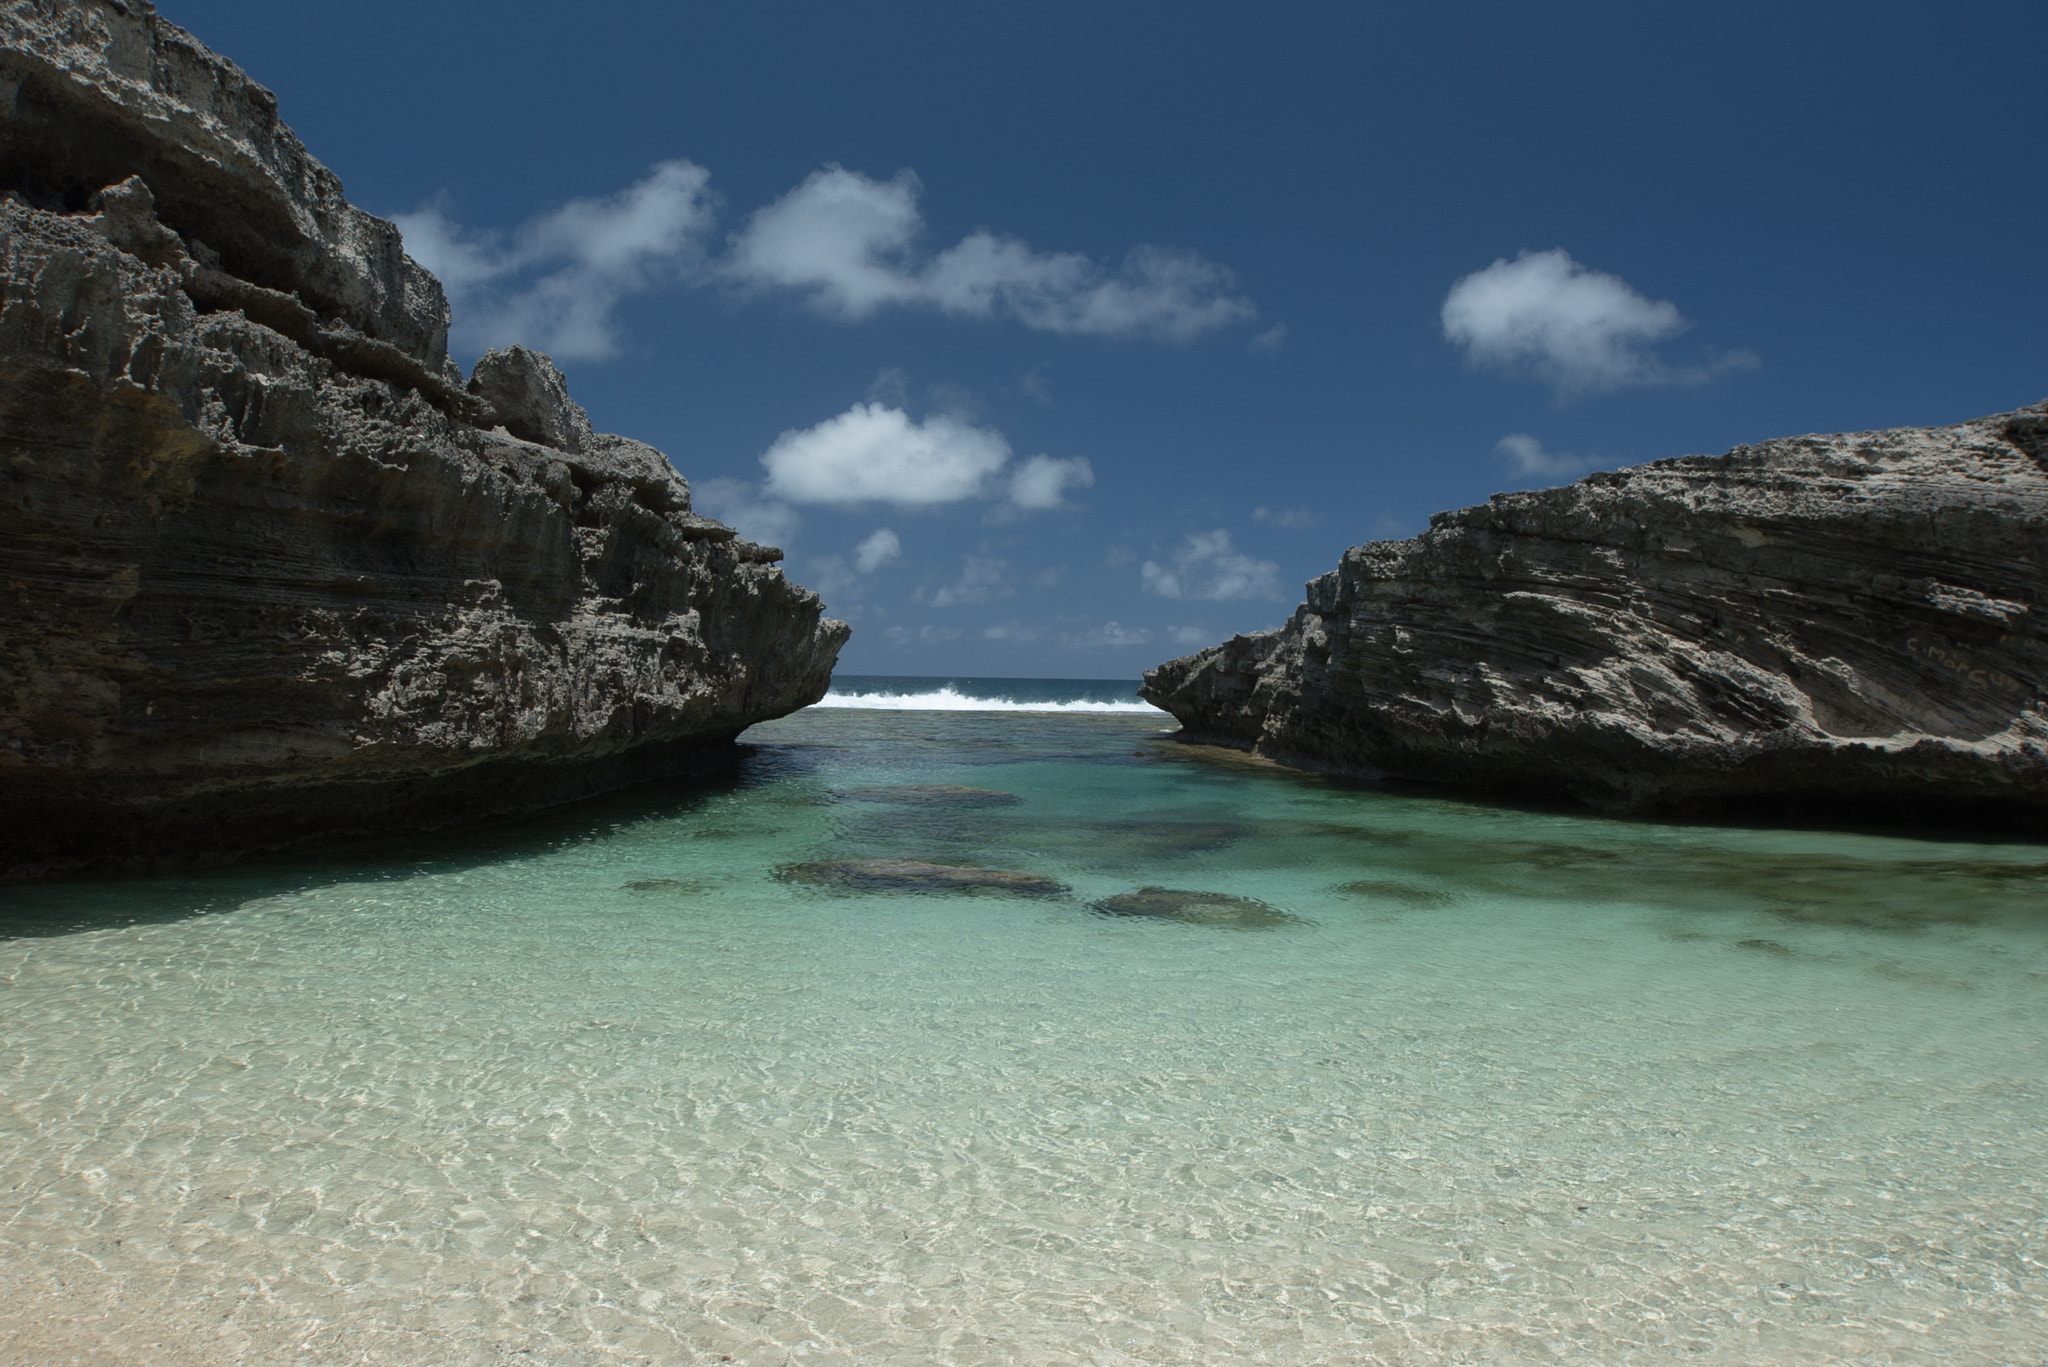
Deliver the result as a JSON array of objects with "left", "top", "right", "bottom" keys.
[{"left": 2, "top": 677, "right": 2045, "bottom": 1364}]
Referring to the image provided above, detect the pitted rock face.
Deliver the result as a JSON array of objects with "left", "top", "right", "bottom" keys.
[
  {"left": 469, "top": 346, "right": 596, "bottom": 453},
  {"left": 1142, "top": 406, "right": 2048, "bottom": 828},
  {"left": 1, "top": 0, "right": 451, "bottom": 368},
  {"left": 0, "top": 0, "right": 848, "bottom": 876}
]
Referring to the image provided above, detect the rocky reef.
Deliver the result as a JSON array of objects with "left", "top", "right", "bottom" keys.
[
  {"left": 0, "top": 0, "right": 847, "bottom": 875},
  {"left": 1144, "top": 403, "right": 2048, "bottom": 827}
]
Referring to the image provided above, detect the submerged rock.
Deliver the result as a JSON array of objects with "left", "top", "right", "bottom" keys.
[
  {"left": 620, "top": 878, "right": 702, "bottom": 894},
  {"left": 1092, "top": 886, "right": 1298, "bottom": 928},
  {"left": 1144, "top": 404, "right": 2048, "bottom": 827},
  {"left": 837, "top": 784, "right": 1023, "bottom": 808},
  {"left": 0, "top": 1, "right": 848, "bottom": 875},
  {"left": 778, "top": 859, "right": 1068, "bottom": 896},
  {"left": 1334, "top": 878, "right": 1457, "bottom": 908}
]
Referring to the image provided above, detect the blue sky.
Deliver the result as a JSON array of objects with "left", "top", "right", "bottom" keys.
[{"left": 166, "top": 1, "right": 2048, "bottom": 677}]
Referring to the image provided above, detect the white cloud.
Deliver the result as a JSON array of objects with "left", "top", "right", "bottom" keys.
[
  {"left": 757, "top": 401, "right": 1093, "bottom": 516},
  {"left": 1493, "top": 433, "right": 1600, "bottom": 480},
  {"left": 1167, "top": 624, "right": 1216, "bottom": 646},
  {"left": 1006, "top": 454, "right": 1094, "bottom": 510},
  {"left": 403, "top": 159, "right": 1255, "bottom": 363},
  {"left": 930, "top": 556, "right": 1013, "bottom": 608},
  {"left": 982, "top": 619, "right": 1045, "bottom": 643},
  {"left": 1251, "top": 504, "right": 1320, "bottom": 528},
  {"left": 692, "top": 476, "right": 801, "bottom": 548},
  {"left": 1441, "top": 248, "right": 1757, "bottom": 398},
  {"left": 1141, "top": 530, "right": 1285, "bottom": 602},
  {"left": 853, "top": 527, "right": 902, "bottom": 573},
  {"left": 761, "top": 403, "right": 1011, "bottom": 507},
  {"left": 1250, "top": 323, "right": 1288, "bottom": 353},
  {"left": 397, "top": 161, "right": 716, "bottom": 362},
  {"left": 1066, "top": 620, "right": 1154, "bottom": 649},
  {"left": 883, "top": 624, "right": 963, "bottom": 646},
  {"left": 728, "top": 167, "right": 924, "bottom": 317},
  {"left": 730, "top": 165, "right": 1255, "bottom": 340}
]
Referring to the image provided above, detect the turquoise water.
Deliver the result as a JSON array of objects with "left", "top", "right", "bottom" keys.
[{"left": 3, "top": 696, "right": 2046, "bottom": 1364}]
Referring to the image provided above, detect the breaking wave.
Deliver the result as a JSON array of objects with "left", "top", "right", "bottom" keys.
[{"left": 813, "top": 683, "right": 1162, "bottom": 714}]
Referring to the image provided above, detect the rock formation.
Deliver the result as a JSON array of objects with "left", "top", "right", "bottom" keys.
[
  {"left": 1143, "top": 404, "right": 2048, "bottom": 827},
  {"left": 0, "top": 0, "right": 847, "bottom": 876}
]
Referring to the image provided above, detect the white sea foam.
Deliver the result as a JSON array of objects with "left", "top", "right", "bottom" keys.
[{"left": 813, "top": 685, "right": 1162, "bottom": 714}]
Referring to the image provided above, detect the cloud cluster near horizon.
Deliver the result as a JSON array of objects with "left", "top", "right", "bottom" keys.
[
  {"left": 1141, "top": 530, "right": 1284, "bottom": 602},
  {"left": 1441, "top": 248, "right": 1757, "bottom": 398},
  {"left": 399, "top": 162, "right": 1257, "bottom": 360}
]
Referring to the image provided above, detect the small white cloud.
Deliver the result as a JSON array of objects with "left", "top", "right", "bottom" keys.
[
  {"left": 729, "top": 164, "right": 1255, "bottom": 340},
  {"left": 1006, "top": 454, "right": 1094, "bottom": 511},
  {"left": 1251, "top": 505, "right": 1320, "bottom": 528},
  {"left": 883, "top": 624, "right": 962, "bottom": 646},
  {"left": 1167, "top": 624, "right": 1215, "bottom": 646},
  {"left": 853, "top": 527, "right": 902, "bottom": 574},
  {"left": 397, "top": 161, "right": 717, "bottom": 362},
  {"left": 982, "top": 619, "right": 1045, "bottom": 643},
  {"left": 1250, "top": 323, "right": 1288, "bottom": 353},
  {"left": 1066, "top": 620, "right": 1153, "bottom": 649},
  {"left": 761, "top": 403, "right": 1011, "bottom": 507},
  {"left": 692, "top": 477, "right": 801, "bottom": 548},
  {"left": 1141, "top": 530, "right": 1285, "bottom": 602},
  {"left": 1441, "top": 247, "right": 1757, "bottom": 398},
  {"left": 929, "top": 555, "right": 1013, "bottom": 608},
  {"left": 1493, "top": 433, "right": 1600, "bottom": 480}
]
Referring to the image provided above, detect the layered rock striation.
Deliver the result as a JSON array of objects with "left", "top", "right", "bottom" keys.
[
  {"left": 1144, "top": 405, "right": 2048, "bottom": 826},
  {"left": 1, "top": 0, "right": 847, "bottom": 875}
]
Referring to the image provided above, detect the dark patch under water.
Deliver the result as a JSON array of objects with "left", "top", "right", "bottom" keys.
[{"left": 1093, "top": 886, "right": 1302, "bottom": 929}]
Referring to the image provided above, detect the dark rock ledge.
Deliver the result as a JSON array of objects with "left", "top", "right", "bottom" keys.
[
  {"left": 1143, "top": 404, "right": 2048, "bottom": 829},
  {"left": 0, "top": 0, "right": 847, "bottom": 876}
]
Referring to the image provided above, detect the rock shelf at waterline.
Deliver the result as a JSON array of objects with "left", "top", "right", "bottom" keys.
[
  {"left": 1145, "top": 402, "right": 2048, "bottom": 827},
  {"left": 0, "top": 0, "right": 845, "bottom": 877}
]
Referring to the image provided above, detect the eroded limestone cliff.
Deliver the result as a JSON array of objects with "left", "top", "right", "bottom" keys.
[
  {"left": 1143, "top": 405, "right": 2048, "bottom": 826},
  {"left": 0, "top": 0, "right": 847, "bottom": 875}
]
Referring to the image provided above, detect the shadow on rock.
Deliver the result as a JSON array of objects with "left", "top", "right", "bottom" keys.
[
  {"left": 778, "top": 859, "right": 1068, "bottom": 897},
  {"left": 1092, "top": 886, "right": 1302, "bottom": 929}
]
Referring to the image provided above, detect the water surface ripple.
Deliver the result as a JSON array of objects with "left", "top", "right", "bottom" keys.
[{"left": 3, "top": 709, "right": 2045, "bottom": 1364}]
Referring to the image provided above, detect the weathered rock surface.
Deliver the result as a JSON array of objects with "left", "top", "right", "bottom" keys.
[
  {"left": 1143, "top": 403, "right": 2048, "bottom": 826},
  {"left": 0, "top": 0, "right": 847, "bottom": 875}
]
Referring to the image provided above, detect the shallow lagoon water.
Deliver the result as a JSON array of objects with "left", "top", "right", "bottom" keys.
[{"left": 3, "top": 706, "right": 2046, "bottom": 1364}]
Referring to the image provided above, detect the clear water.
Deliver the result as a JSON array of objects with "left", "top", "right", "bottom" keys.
[{"left": 3, "top": 698, "right": 2046, "bottom": 1365}]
